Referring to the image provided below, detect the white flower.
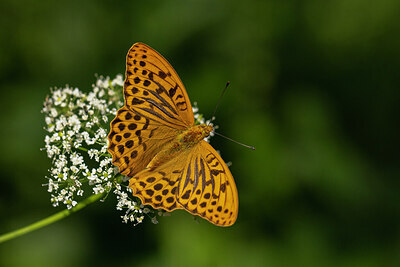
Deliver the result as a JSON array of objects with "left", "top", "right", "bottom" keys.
[
  {"left": 45, "top": 117, "right": 52, "bottom": 125},
  {"left": 136, "top": 216, "right": 144, "bottom": 223},
  {"left": 68, "top": 115, "right": 81, "bottom": 131},
  {"left": 88, "top": 169, "right": 99, "bottom": 182},
  {"left": 70, "top": 166, "right": 79, "bottom": 173},
  {"left": 55, "top": 155, "right": 67, "bottom": 169},
  {"left": 111, "top": 74, "right": 124, "bottom": 87},
  {"left": 93, "top": 184, "right": 105, "bottom": 194},
  {"left": 88, "top": 149, "right": 98, "bottom": 159},
  {"left": 70, "top": 152, "right": 83, "bottom": 166},
  {"left": 50, "top": 108, "right": 58, "bottom": 117},
  {"left": 96, "top": 76, "right": 110, "bottom": 88}
]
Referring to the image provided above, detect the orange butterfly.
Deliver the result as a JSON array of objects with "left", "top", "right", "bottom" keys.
[{"left": 108, "top": 43, "right": 238, "bottom": 226}]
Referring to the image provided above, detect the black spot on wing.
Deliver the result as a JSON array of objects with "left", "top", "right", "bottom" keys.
[
  {"left": 169, "top": 84, "right": 178, "bottom": 97},
  {"left": 181, "top": 190, "right": 191, "bottom": 199},
  {"left": 131, "top": 98, "right": 145, "bottom": 105},
  {"left": 158, "top": 70, "right": 167, "bottom": 79}
]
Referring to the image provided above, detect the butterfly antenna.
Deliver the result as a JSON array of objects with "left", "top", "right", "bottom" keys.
[
  {"left": 211, "top": 81, "right": 230, "bottom": 122},
  {"left": 214, "top": 131, "right": 256, "bottom": 150}
]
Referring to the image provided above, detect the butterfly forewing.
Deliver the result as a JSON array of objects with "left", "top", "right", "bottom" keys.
[
  {"left": 124, "top": 43, "right": 194, "bottom": 128},
  {"left": 108, "top": 106, "right": 177, "bottom": 176}
]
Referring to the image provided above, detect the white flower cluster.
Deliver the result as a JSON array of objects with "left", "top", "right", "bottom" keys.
[
  {"left": 42, "top": 75, "right": 155, "bottom": 225},
  {"left": 42, "top": 75, "right": 211, "bottom": 226}
]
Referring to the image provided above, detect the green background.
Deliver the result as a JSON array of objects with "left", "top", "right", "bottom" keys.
[{"left": 1, "top": 0, "right": 399, "bottom": 266}]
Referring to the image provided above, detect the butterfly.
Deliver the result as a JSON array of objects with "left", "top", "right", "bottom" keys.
[{"left": 107, "top": 43, "right": 238, "bottom": 226}]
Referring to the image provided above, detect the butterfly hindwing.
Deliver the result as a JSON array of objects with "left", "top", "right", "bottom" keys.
[
  {"left": 128, "top": 149, "right": 192, "bottom": 212},
  {"left": 124, "top": 43, "right": 194, "bottom": 129},
  {"left": 129, "top": 140, "right": 238, "bottom": 227},
  {"left": 177, "top": 141, "right": 238, "bottom": 226}
]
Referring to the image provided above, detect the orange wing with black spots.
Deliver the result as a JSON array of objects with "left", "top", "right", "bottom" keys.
[
  {"left": 124, "top": 43, "right": 194, "bottom": 129},
  {"left": 108, "top": 42, "right": 194, "bottom": 176},
  {"left": 129, "top": 140, "right": 238, "bottom": 227},
  {"left": 108, "top": 106, "right": 177, "bottom": 176}
]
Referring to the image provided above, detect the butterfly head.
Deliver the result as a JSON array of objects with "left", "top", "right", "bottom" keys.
[{"left": 198, "top": 123, "right": 214, "bottom": 139}]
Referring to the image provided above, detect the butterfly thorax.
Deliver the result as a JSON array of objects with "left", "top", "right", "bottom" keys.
[
  {"left": 177, "top": 124, "right": 213, "bottom": 147},
  {"left": 146, "top": 124, "right": 213, "bottom": 170}
]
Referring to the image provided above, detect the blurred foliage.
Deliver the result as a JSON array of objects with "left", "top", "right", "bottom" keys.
[{"left": 0, "top": 0, "right": 399, "bottom": 266}]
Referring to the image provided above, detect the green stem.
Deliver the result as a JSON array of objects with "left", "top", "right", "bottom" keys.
[
  {"left": 76, "top": 146, "right": 88, "bottom": 152},
  {"left": 0, "top": 192, "right": 105, "bottom": 244}
]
